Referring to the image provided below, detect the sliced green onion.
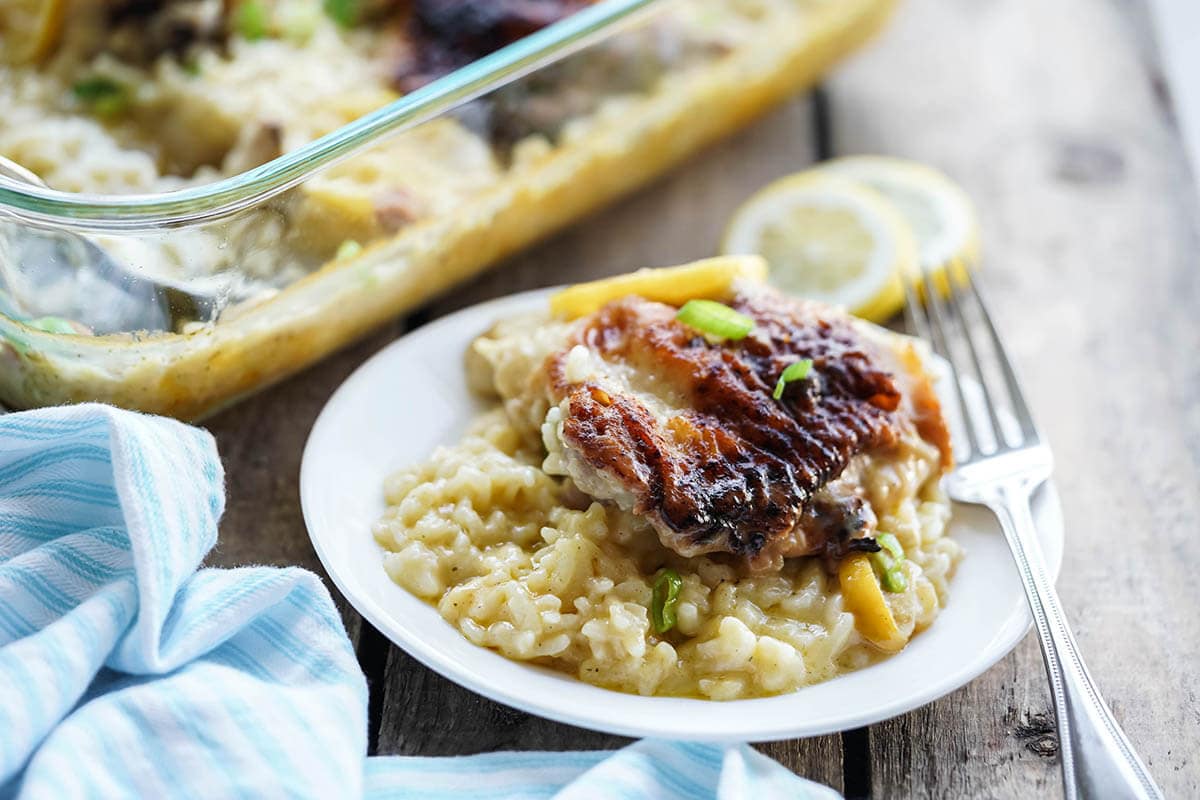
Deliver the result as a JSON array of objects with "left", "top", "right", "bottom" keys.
[
  {"left": 234, "top": 0, "right": 270, "bottom": 39},
  {"left": 772, "top": 358, "right": 813, "bottom": 400},
  {"left": 876, "top": 532, "right": 905, "bottom": 561},
  {"left": 72, "top": 76, "right": 121, "bottom": 101},
  {"left": 675, "top": 299, "right": 754, "bottom": 341},
  {"left": 879, "top": 565, "right": 908, "bottom": 593},
  {"left": 28, "top": 317, "right": 80, "bottom": 335},
  {"left": 651, "top": 568, "right": 683, "bottom": 634},
  {"left": 323, "top": 0, "right": 361, "bottom": 28},
  {"left": 72, "top": 77, "right": 128, "bottom": 117},
  {"left": 335, "top": 239, "right": 363, "bottom": 260},
  {"left": 870, "top": 533, "right": 908, "bottom": 593}
]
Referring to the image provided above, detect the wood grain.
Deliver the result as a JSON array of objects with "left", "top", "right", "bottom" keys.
[
  {"left": 824, "top": 0, "right": 1200, "bottom": 795},
  {"left": 375, "top": 648, "right": 630, "bottom": 756}
]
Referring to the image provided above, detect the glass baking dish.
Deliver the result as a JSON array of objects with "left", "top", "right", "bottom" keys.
[{"left": 0, "top": 0, "right": 892, "bottom": 419}]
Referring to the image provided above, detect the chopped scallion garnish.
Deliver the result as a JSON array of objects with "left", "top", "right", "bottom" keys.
[
  {"left": 879, "top": 565, "right": 908, "bottom": 593},
  {"left": 870, "top": 533, "right": 908, "bottom": 593},
  {"left": 28, "top": 317, "right": 79, "bottom": 335},
  {"left": 651, "top": 568, "right": 683, "bottom": 634},
  {"left": 72, "top": 77, "right": 128, "bottom": 117},
  {"left": 675, "top": 299, "right": 754, "bottom": 341},
  {"left": 772, "top": 358, "right": 813, "bottom": 400},
  {"left": 876, "top": 532, "right": 904, "bottom": 561},
  {"left": 234, "top": 0, "right": 270, "bottom": 39},
  {"left": 324, "top": 0, "right": 361, "bottom": 28}
]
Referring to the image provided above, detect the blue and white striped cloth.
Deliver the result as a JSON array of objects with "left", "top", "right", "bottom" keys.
[{"left": 0, "top": 404, "right": 840, "bottom": 799}]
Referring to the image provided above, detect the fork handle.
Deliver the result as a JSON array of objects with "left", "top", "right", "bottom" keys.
[{"left": 987, "top": 482, "right": 1163, "bottom": 800}]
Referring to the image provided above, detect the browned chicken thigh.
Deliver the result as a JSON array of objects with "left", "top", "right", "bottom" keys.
[{"left": 536, "top": 288, "right": 951, "bottom": 571}]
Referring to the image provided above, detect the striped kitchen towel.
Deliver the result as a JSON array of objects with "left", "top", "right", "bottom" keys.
[{"left": 0, "top": 404, "right": 840, "bottom": 799}]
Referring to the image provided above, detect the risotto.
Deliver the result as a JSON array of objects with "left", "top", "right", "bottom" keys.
[
  {"left": 0, "top": 0, "right": 818, "bottom": 289},
  {"left": 373, "top": 267, "right": 961, "bottom": 700},
  {"left": 0, "top": 1, "right": 892, "bottom": 418}
]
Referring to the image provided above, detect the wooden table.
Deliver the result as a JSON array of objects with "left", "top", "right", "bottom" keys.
[{"left": 204, "top": 0, "right": 1200, "bottom": 795}]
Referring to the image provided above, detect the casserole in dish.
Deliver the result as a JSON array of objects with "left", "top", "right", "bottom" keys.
[{"left": 0, "top": 0, "right": 893, "bottom": 417}]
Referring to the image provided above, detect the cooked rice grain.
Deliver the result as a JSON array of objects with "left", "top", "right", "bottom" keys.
[{"left": 375, "top": 409, "right": 960, "bottom": 699}]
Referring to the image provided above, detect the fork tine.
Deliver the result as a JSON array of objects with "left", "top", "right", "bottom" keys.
[
  {"left": 902, "top": 267, "right": 932, "bottom": 343},
  {"left": 914, "top": 267, "right": 982, "bottom": 459},
  {"left": 943, "top": 260, "right": 1007, "bottom": 448},
  {"left": 962, "top": 267, "right": 1040, "bottom": 442}
]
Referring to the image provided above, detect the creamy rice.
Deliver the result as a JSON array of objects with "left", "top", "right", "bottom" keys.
[
  {"left": 374, "top": 403, "right": 960, "bottom": 700},
  {"left": 0, "top": 0, "right": 765, "bottom": 286},
  {"left": 0, "top": 0, "right": 893, "bottom": 421}
]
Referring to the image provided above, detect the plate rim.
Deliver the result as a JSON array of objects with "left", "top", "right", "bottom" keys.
[{"left": 300, "top": 288, "right": 1065, "bottom": 741}]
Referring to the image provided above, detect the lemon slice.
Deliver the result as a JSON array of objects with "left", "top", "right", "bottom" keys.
[
  {"left": 839, "top": 554, "right": 908, "bottom": 653},
  {"left": 817, "top": 156, "right": 981, "bottom": 280},
  {"left": 550, "top": 255, "right": 768, "bottom": 319},
  {"left": 721, "top": 172, "right": 917, "bottom": 322},
  {"left": 0, "top": 0, "right": 65, "bottom": 64}
]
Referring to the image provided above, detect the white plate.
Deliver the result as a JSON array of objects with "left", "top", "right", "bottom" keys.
[{"left": 300, "top": 289, "right": 1064, "bottom": 742}]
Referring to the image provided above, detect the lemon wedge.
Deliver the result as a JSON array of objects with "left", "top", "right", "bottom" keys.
[
  {"left": 549, "top": 256, "right": 767, "bottom": 319},
  {"left": 838, "top": 554, "right": 908, "bottom": 653},
  {"left": 0, "top": 0, "right": 65, "bottom": 64},
  {"left": 817, "top": 156, "right": 981, "bottom": 284},
  {"left": 721, "top": 172, "right": 917, "bottom": 322}
]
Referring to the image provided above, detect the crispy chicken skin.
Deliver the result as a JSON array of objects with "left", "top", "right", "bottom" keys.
[{"left": 471, "top": 285, "right": 951, "bottom": 571}]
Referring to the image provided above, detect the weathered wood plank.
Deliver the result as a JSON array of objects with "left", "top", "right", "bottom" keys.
[
  {"left": 824, "top": 0, "right": 1200, "bottom": 795},
  {"left": 376, "top": 648, "right": 629, "bottom": 755},
  {"left": 757, "top": 736, "right": 845, "bottom": 793}
]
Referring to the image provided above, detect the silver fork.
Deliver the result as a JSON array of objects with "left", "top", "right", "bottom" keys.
[{"left": 906, "top": 263, "right": 1163, "bottom": 800}]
